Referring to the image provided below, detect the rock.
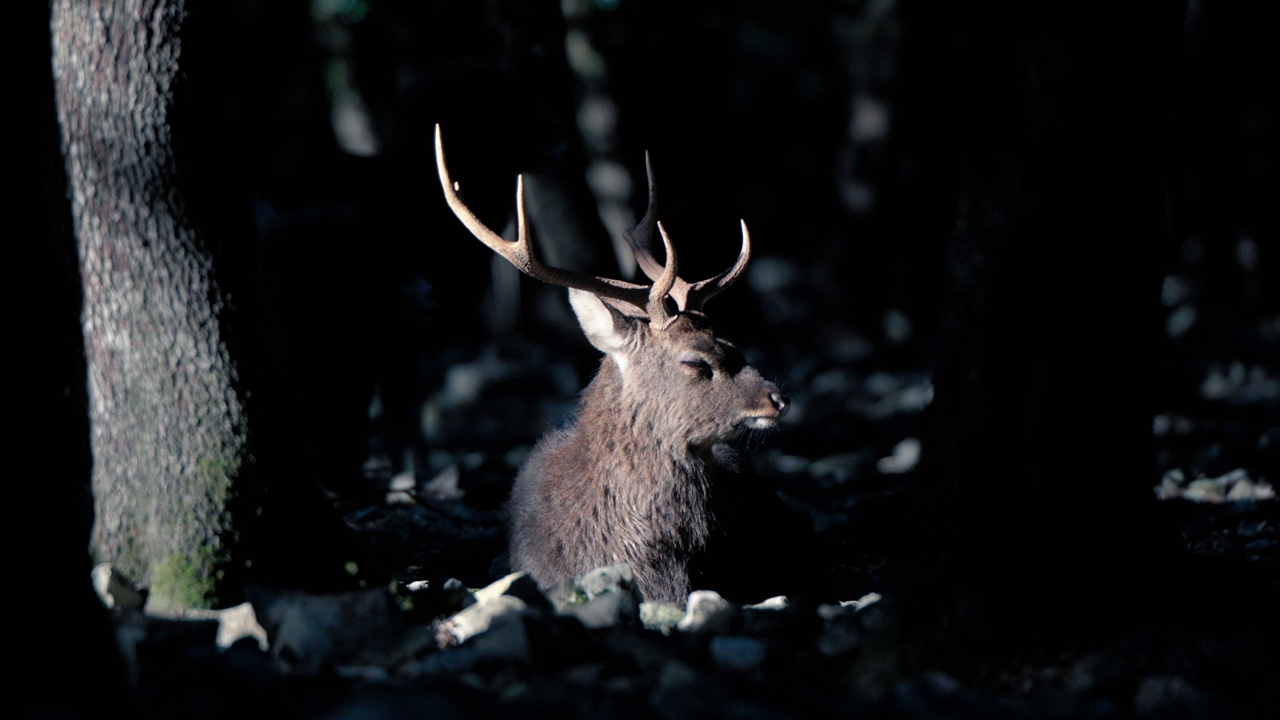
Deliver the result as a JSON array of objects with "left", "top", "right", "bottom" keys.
[
  {"left": 474, "top": 571, "right": 550, "bottom": 610},
  {"left": 678, "top": 590, "right": 736, "bottom": 634},
  {"left": 808, "top": 452, "right": 871, "bottom": 484},
  {"left": 816, "top": 607, "right": 862, "bottom": 657},
  {"left": 454, "top": 605, "right": 531, "bottom": 662},
  {"left": 545, "top": 563, "right": 629, "bottom": 610},
  {"left": 432, "top": 571, "right": 563, "bottom": 650},
  {"left": 563, "top": 589, "right": 638, "bottom": 630},
  {"left": 845, "top": 592, "right": 882, "bottom": 611},
  {"left": 709, "top": 636, "right": 767, "bottom": 672},
  {"left": 258, "top": 588, "right": 408, "bottom": 672},
  {"left": 876, "top": 437, "right": 921, "bottom": 474},
  {"left": 213, "top": 601, "right": 269, "bottom": 651},
  {"left": 409, "top": 606, "right": 531, "bottom": 676},
  {"left": 740, "top": 596, "right": 798, "bottom": 637},
  {"left": 640, "top": 602, "right": 687, "bottom": 634},
  {"left": 1133, "top": 674, "right": 1221, "bottom": 718},
  {"left": 576, "top": 563, "right": 635, "bottom": 598},
  {"left": 650, "top": 660, "right": 704, "bottom": 720},
  {"left": 547, "top": 564, "right": 641, "bottom": 629},
  {"left": 436, "top": 594, "right": 526, "bottom": 647},
  {"left": 745, "top": 595, "right": 790, "bottom": 611},
  {"left": 91, "top": 563, "right": 145, "bottom": 610},
  {"left": 815, "top": 594, "right": 885, "bottom": 657},
  {"left": 420, "top": 464, "right": 463, "bottom": 500}
]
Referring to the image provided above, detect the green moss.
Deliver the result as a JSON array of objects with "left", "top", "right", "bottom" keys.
[
  {"left": 147, "top": 452, "right": 240, "bottom": 610},
  {"left": 151, "top": 544, "right": 224, "bottom": 610},
  {"left": 196, "top": 452, "right": 240, "bottom": 496}
]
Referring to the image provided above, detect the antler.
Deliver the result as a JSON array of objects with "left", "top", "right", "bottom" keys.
[
  {"left": 436, "top": 124, "right": 747, "bottom": 328},
  {"left": 437, "top": 124, "right": 685, "bottom": 325},
  {"left": 622, "top": 154, "right": 751, "bottom": 315}
]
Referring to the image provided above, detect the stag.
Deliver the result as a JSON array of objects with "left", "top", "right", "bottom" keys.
[{"left": 434, "top": 125, "right": 790, "bottom": 604}]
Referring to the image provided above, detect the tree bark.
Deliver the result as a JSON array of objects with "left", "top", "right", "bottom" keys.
[{"left": 52, "top": 0, "right": 250, "bottom": 611}]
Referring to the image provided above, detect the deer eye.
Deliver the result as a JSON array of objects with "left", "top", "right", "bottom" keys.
[{"left": 681, "top": 358, "right": 714, "bottom": 380}]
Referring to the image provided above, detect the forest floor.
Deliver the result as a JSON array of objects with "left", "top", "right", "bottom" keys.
[
  {"left": 102, "top": 326, "right": 1280, "bottom": 717},
  {"left": 102, "top": 308, "right": 1280, "bottom": 719}
]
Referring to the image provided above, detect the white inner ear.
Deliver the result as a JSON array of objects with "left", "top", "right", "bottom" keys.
[{"left": 568, "top": 288, "right": 634, "bottom": 371}]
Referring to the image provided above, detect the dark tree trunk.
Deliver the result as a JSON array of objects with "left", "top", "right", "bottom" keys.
[
  {"left": 877, "top": 0, "right": 1187, "bottom": 678},
  {"left": 51, "top": 0, "right": 380, "bottom": 611}
]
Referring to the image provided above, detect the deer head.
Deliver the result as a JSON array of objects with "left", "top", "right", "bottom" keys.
[{"left": 433, "top": 125, "right": 787, "bottom": 443}]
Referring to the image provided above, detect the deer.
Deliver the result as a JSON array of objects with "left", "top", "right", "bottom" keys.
[{"left": 434, "top": 125, "right": 790, "bottom": 605}]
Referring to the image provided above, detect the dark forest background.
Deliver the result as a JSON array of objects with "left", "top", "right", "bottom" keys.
[
  {"left": 20, "top": 0, "right": 1278, "bottom": 717},
  {"left": 205, "top": 0, "right": 1277, "bottom": 569},
  {"left": 157, "top": 0, "right": 1277, "bottom": 492}
]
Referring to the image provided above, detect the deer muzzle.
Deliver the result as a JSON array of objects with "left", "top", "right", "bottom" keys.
[{"left": 743, "top": 389, "right": 790, "bottom": 430}]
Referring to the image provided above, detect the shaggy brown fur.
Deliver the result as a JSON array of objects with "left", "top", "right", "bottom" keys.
[{"left": 508, "top": 304, "right": 788, "bottom": 604}]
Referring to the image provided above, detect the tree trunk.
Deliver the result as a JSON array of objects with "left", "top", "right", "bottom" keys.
[
  {"left": 874, "top": 0, "right": 1187, "bottom": 679},
  {"left": 51, "top": 0, "right": 250, "bottom": 611}
]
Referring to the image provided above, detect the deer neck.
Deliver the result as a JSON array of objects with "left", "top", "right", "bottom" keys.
[{"left": 581, "top": 359, "right": 714, "bottom": 466}]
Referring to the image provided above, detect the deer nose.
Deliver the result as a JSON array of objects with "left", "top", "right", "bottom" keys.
[{"left": 770, "top": 391, "right": 790, "bottom": 417}]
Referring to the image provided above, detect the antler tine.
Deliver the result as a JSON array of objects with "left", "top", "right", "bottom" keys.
[
  {"left": 434, "top": 125, "right": 532, "bottom": 269},
  {"left": 623, "top": 152, "right": 666, "bottom": 282},
  {"left": 647, "top": 222, "right": 680, "bottom": 328},
  {"left": 681, "top": 219, "right": 752, "bottom": 313},
  {"left": 621, "top": 155, "right": 753, "bottom": 315},
  {"left": 435, "top": 124, "right": 653, "bottom": 310}
]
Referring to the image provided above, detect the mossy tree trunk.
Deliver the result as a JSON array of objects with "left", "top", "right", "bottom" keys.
[{"left": 52, "top": 0, "right": 250, "bottom": 611}]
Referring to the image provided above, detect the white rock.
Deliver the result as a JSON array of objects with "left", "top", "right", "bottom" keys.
[
  {"left": 90, "top": 563, "right": 144, "bottom": 610},
  {"left": 214, "top": 601, "right": 269, "bottom": 651},
  {"left": 564, "top": 591, "right": 637, "bottom": 630},
  {"left": 640, "top": 602, "right": 686, "bottom": 633},
  {"left": 876, "top": 438, "right": 921, "bottom": 474},
  {"left": 744, "top": 595, "right": 789, "bottom": 611},
  {"left": 678, "top": 590, "right": 735, "bottom": 633},
  {"left": 438, "top": 595, "right": 527, "bottom": 646}
]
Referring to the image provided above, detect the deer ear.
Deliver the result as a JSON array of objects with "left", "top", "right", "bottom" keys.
[{"left": 568, "top": 288, "right": 643, "bottom": 356}]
